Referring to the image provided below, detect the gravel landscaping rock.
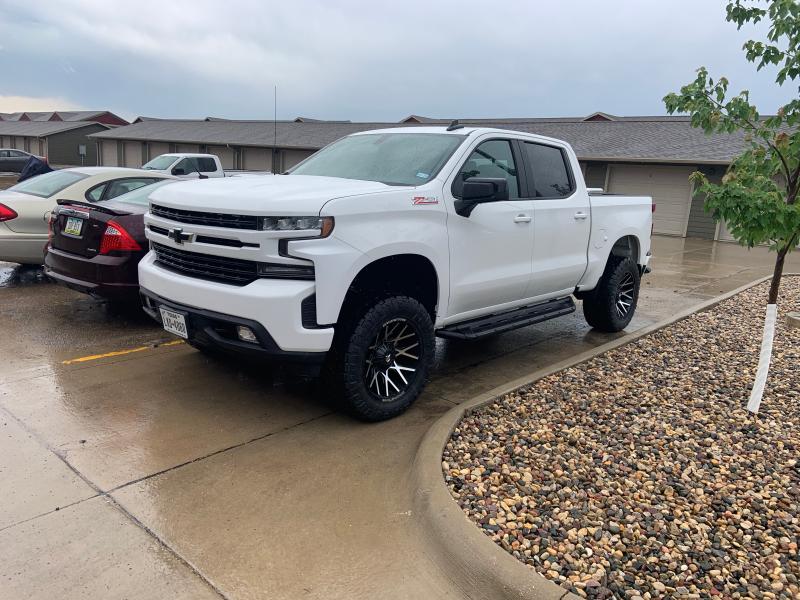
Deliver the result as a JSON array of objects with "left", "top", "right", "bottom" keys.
[{"left": 443, "top": 277, "right": 800, "bottom": 599}]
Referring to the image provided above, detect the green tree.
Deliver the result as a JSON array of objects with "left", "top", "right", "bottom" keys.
[{"left": 663, "top": 0, "right": 799, "bottom": 413}]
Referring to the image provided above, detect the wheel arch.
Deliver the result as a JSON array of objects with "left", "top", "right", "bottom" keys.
[
  {"left": 608, "top": 234, "right": 640, "bottom": 264},
  {"left": 336, "top": 252, "right": 441, "bottom": 324},
  {"left": 578, "top": 233, "right": 643, "bottom": 294}
]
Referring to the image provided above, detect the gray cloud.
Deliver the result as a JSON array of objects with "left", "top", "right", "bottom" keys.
[{"left": 0, "top": 0, "right": 795, "bottom": 121}]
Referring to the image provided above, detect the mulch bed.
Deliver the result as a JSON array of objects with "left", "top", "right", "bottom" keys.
[{"left": 443, "top": 277, "right": 799, "bottom": 599}]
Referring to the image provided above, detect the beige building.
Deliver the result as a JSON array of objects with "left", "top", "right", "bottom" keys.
[{"left": 90, "top": 113, "right": 753, "bottom": 241}]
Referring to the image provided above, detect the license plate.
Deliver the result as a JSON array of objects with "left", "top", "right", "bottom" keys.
[
  {"left": 63, "top": 216, "right": 84, "bottom": 237},
  {"left": 159, "top": 307, "right": 188, "bottom": 339}
]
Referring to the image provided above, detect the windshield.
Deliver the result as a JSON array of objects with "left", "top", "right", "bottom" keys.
[
  {"left": 142, "top": 155, "right": 177, "bottom": 170},
  {"left": 289, "top": 133, "right": 465, "bottom": 186},
  {"left": 107, "top": 179, "right": 177, "bottom": 206},
  {"left": 9, "top": 170, "right": 89, "bottom": 198}
]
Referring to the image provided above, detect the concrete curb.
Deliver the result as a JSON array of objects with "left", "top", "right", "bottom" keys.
[{"left": 411, "top": 274, "right": 795, "bottom": 600}]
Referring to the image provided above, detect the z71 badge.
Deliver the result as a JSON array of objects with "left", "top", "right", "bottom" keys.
[{"left": 412, "top": 196, "right": 439, "bottom": 205}]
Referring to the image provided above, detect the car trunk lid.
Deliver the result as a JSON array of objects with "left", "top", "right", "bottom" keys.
[{"left": 50, "top": 200, "right": 144, "bottom": 258}]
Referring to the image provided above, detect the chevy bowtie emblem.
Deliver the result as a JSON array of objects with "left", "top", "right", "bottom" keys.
[{"left": 168, "top": 228, "right": 192, "bottom": 244}]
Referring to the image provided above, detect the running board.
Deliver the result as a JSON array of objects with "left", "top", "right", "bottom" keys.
[{"left": 437, "top": 297, "right": 576, "bottom": 340}]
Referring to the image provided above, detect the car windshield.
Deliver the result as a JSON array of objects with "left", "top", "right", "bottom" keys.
[
  {"left": 9, "top": 170, "right": 89, "bottom": 198},
  {"left": 108, "top": 179, "right": 176, "bottom": 206},
  {"left": 142, "top": 155, "right": 177, "bottom": 170},
  {"left": 289, "top": 133, "right": 466, "bottom": 186}
]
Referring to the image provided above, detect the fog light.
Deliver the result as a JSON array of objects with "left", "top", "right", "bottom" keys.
[{"left": 236, "top": 325, "right": 258, "bottom": 343}]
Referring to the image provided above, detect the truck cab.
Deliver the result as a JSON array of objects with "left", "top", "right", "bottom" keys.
[
  {"left": 139, "top": 126, "right": 652, "bottom": 421},
  {"left": 142, "top": 153, "right": 224, "bottom": 179}
]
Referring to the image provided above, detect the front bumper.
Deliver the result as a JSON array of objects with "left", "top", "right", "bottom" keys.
[{"left": 138, "top": 252, "right": 334, "bottom": 356}]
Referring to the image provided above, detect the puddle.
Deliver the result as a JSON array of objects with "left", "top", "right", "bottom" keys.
[{"left": 0, "top": 263, "right": 48, "bottom": 287}]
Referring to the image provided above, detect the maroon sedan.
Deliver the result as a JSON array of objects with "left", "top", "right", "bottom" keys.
[{"left": 44, "top": 179, "right": 177, "bottom": 300}]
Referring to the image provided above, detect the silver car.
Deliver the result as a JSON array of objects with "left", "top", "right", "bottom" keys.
[{"left": 0, "top": 167, "right": 174, "bottom": 265}]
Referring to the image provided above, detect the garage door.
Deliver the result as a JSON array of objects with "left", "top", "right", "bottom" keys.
[
  {"left": 100, "top": 140, "right": 118, "bottom": 166},
  {"left": 242, "top": 147, "right": 271, "bottom": 171},
  {"left": 148, "top": 142, "right": 170, "bottom": 161},
  {"left": 123, "top": 142, "right": 142, "bottom": 168},
  {"left": 176, "top": 144, "right": 199, "bottom": 153},
  {"left": 207, "top": 146, "right": 235, "bottom": 170},
  {"left": 608, "top": 165, "right": 693, "bottom": 236},
  {"left": 283, "top": 149, "right": 312, "bottom": 170}
]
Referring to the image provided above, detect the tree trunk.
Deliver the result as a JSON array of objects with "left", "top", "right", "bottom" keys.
[
  {"left": 767, "top": 247, "right": 788, "bottom": 304},
  {"left": 747, "top": 246, "right": 789, "bottom": 414}
]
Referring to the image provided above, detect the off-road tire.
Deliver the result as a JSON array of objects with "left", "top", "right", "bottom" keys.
[
  {"left": 332, "top": 296, "right": 435, "bottom": 422},
  {"left": 582, "top": 256, "right": 640, "bottom": 332}
]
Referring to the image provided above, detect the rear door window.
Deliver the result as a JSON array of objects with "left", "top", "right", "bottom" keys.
[
  {"left": 523, "top": 142, "right": 574, "bottom": 198},
  {"left": 86, "top": 183, "right": 108, "bottom": 202},
  {"left": 197, "top": 157, "right": 218, "bottom": 172}
]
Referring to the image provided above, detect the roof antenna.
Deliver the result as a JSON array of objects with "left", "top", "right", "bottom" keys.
[
  {"left": 446, "top": 119, "right": 464, "bottom": 131},
  {"left": 273, "top": 85, "right": 279, "bottom": 173}
]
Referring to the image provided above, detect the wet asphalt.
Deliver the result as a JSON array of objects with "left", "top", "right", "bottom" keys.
[{"left": 1, "top": 236, "right": 797, "bottom": 599}]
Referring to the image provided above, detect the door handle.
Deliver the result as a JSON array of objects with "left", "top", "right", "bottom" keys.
[
  {"left": 514, "top": 214, "right": 532, "bottom": 223},
  {"left": 574, "top": 211, "right": 588, "bottom": 220}
]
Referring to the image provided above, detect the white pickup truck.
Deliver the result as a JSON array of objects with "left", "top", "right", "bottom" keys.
[
  {"left": 141, "top": 153, "right": 272, "bottom": 179},
  {"left": 139, "top": 126, "right": 653, "bottom": 421},
  {"left": 142, "top": 153, "right": 226, "bottom": 179}
]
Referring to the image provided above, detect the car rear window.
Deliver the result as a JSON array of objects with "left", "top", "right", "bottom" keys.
[{"left": 9, "top": 170, "right": 89, "bottom": 198}]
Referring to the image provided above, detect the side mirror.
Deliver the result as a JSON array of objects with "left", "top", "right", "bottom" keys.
[
  {"left": 454, "top": 178, "right": 509, "bottom": 217},
  {"left": 172, "top": 167, "right": 185, "bottom": 176}
]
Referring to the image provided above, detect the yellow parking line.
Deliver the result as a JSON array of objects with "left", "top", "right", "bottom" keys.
[{"left": 62, "top": 340, "right": 185, "bottom": 365}]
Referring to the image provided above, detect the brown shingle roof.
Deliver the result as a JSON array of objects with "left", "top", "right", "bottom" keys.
[
  {"left": 0, "top": 121, "right": 109, "bottom": 136},
  {"left": 89, "top": 116, "right": 756, "bottom": 164}
]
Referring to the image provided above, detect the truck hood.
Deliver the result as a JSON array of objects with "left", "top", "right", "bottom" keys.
[{"left": 147, "top": 174, "right": 393, "bottom": 215}]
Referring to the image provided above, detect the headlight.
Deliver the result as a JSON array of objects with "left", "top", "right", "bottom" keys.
[{"left": 261, "top": 216, "right": 334, "bottom": 237}]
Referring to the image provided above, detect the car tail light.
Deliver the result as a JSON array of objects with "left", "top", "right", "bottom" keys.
[
  {"left": 0, "top": 203, "right": 18, "bottom": 222},
  {"left": 99, "top": 220, "right": 141, "bottom": 254}
]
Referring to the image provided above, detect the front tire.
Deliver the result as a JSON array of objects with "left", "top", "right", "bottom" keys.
[
  {"left": 335, "top": 296, "right": 435, "bottom": 422},
  {"left": 582, "top": 257, "right": 640, "bottom": 332}
]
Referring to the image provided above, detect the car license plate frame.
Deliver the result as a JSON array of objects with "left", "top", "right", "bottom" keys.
[
  {"left": 159, "top": 307, "right": 189, "bottom": 339},
  {"left": 63, "top": 216, "right": 84, "bottom": 237}
]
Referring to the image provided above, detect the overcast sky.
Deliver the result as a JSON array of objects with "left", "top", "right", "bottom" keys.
[{"left": 0, "top": 0, "right": 795, "bottom": 122}]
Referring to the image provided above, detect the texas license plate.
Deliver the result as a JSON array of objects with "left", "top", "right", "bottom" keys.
[
  {"left": 159, "top": 307, "right": 188, "bottom": 339},
  {"left": 63, "top": 216, "right": 84, "bottom": 237}
]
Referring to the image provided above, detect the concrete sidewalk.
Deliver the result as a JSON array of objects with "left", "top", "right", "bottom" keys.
[{"left": 0, "top": 236, "right": 797, "bottom": 599}]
